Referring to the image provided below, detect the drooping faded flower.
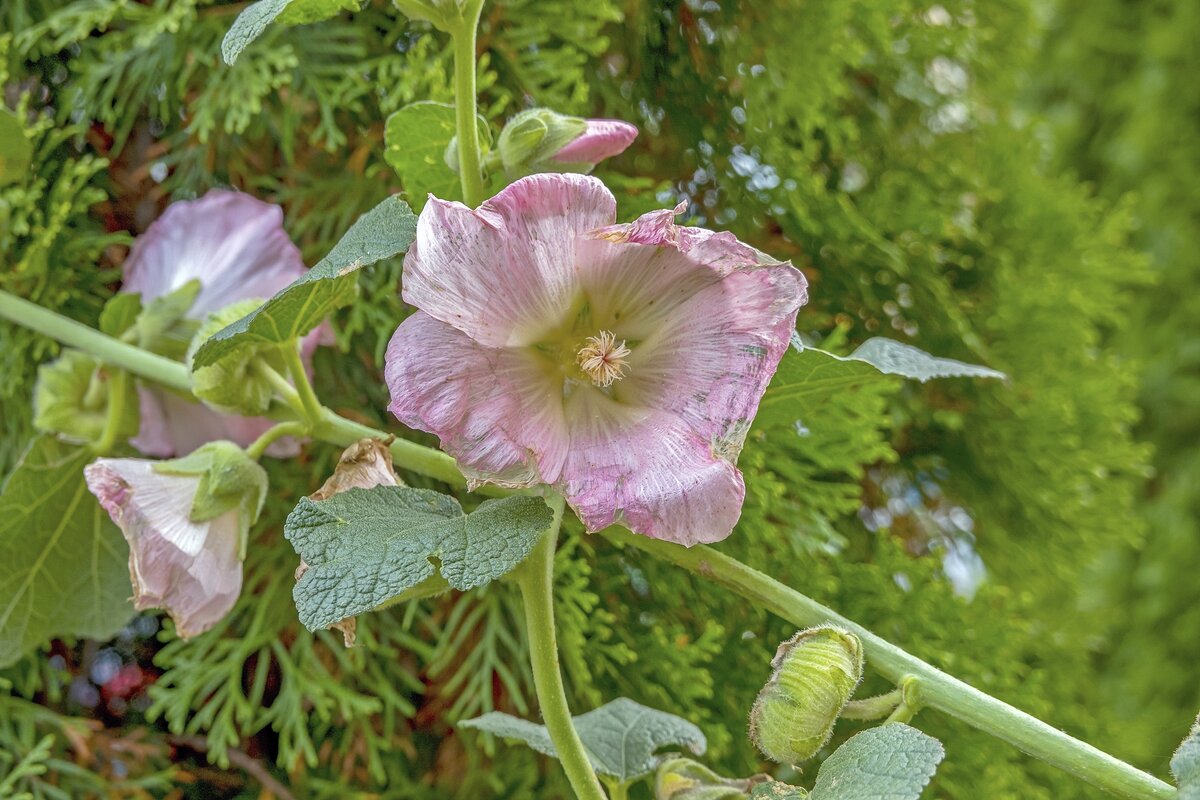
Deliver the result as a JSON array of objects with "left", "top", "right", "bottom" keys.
[
  {"left": 385, "top": 174, "right": 806, "bottom": 545},
  {"left": 84, "top": 442, "right": 267, "bottom": 638},
  {"left": 496, "top": 109, "right": 637, "bottom": 178},
  {"left": 122, "top": 189, "right": 315, "bottom": 457}
]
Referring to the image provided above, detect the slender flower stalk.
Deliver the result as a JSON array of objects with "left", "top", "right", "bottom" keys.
[
  {"left": 450, "top": 0, "right": 487, "bottom": 207},
  {"left": 514, "top": 492, "right": 609, "bottom": 800},
  {"left": 0, "top": 289, "right": 1176, "bottom": 800}
]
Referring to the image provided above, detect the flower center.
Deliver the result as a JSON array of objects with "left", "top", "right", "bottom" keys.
[{"left": 575, "top": 330, "right": 631, "bottom": 387}]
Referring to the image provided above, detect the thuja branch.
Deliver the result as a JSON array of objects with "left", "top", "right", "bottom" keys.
[
  {"left": 0, "top": 290, "right": 1175, "bottom": 800},
  {"left": 600, "top": 527, "right": 1175, "bottom": 800}
]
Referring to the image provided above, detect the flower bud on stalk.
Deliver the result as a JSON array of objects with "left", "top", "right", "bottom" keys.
[
  {"left": 496, "top": 108, "right": 637, "bottom": 178},
  {"left": 749, "top": 626, "right": 864, "bottom": 765},
  {"left": 84, "top": 441, "right": 268, "bottom": 638}
]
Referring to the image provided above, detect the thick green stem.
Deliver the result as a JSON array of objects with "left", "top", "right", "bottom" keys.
[
  {"left": 451, "top": 0, "right": 487, "bottom": 207},
  {"left": 601, "top": 527, "right": 1175, "bottom": 800},
  {"left": 515, "top": 493, "right": 608, "bottom": 800},
  {"left": 245, "top": 421, "right": 309, "bottom": 461},
  {"left": 92, "top": 367, "right": 130, "bottom": 455},
  {"left": 0, "top": 291, "right": 190, "bottom": 393},
  {"left": 0, "top": 290, "right": 1175, "bottom": 800}
]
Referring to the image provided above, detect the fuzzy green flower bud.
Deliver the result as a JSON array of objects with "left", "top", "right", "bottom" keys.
[
  {"left": 153, "top": 440, "right": 269, "bottom": 554},
  {"left": 33, "top": 351, "right": 138, "bottom": 445},
  {"left": 749, "top": 626, "right": 864, "bottom": 766},
  {"left": 188, "top": 298, "right": 286, "bottom": 417},
  {"left": 496, "top": 108, "right": 589, "bottom": 178}
]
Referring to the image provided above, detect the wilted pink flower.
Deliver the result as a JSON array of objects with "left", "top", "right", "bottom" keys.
[
  {"left": 551, "top": 119, "right": 638, "bottom": 168},
  {"left": 85, "top": 453, "right": 258, "bottom": 638},
  {"left": 123, "top": 189, "right": 316, "bottom": 457},
  {"left": 385, "top": 174, "right": 806, "bottom": 545}
]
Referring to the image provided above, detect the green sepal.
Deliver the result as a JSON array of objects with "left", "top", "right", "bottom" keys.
[
  {"left": 32, "top": 351, "right": 138, "bottom": 445},
  {"left": 99, "top": 293, "right": 144, "bottom": 338},
  {"left": 134, "top": 279, "right": 202, "bottom": 359},
  {"left": 497, "top": 108, "right": 588, "bottom": 178},
  {"left": 187, "top": 298, "right": 284, "bottom": 416},
  {"left": 154, "top": 441, "right": 268, "bottom": 558}
]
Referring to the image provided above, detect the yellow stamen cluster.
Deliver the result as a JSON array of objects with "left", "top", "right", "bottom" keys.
[{"left": 576, "top": 330, "right": 631, "bottom": 387}]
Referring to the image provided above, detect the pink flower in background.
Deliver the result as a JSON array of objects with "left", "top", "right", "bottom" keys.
[
  {"left": 123, "top": 189, "right": 317, "bottom": 457},
  {"left": 386, "top": 174, "right": 806, "bottom": 545},
  {"left": 85, "top": 450, "right": 264, "bottom": 638},
  {"left": 551, "top": 119, "right": 638, "bottom": 168}
]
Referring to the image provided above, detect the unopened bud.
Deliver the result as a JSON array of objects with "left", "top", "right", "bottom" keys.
[
  {"left": 188, "top": 298, "right": 281, "bottom": 417},
  {"left": 749, "top": 626, "right": 863, "bottom": 765},
  {"left": 497, "top": 108, "right": 588, "bottom": 178}
]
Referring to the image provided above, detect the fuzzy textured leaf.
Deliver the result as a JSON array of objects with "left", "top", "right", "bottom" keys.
[
  {"left": 1172, "top": 714, "right": 1200, "bottom": 799},
  {"left": 191, "top": 195, "right": 416, "bottom": 370},
  {"left": 461, "top": 697, "right": 706, "bottom": 782},
  {"left": 757, "top": 337, "right": 1002, "bottom": 431},
  {"left": 222, "top": 0, "right": 359, "bottom": 64},
  {"left": 849, "top": 338, "right": 1005, "bottom": 383},
  {"left": 384, "top": 102, "right": 491, "bottom": 208},
  {"left": 0, "top": 437, "right": 134, "bottom": 667},
  {"left": 285, "top": 486, "right": 552, "bottom": 630},
  {"left": 809, "top": 724, "right": 944, "bottom": 800}
]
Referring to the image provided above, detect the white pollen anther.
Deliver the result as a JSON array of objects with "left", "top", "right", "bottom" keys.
[{"left": 576, "top": 331, "right": 631, "bottom": 387}]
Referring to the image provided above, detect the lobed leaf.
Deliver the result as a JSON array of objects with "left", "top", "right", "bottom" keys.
[
  {"left": 285, "top": 486, "right": 552, "bottom": 630},
  {"left": 384, "top": 102, "right": 492, "bottom": 209},
  {"left": 461, "top": 697, "right": 706, "bottom": 782},
  {"left": 809, "top": 724, "right": 944, "bottom": 800},
  {"left": 0, "top": 437, "right": 134, "bottom": 667},
  {"left": 221, "top": 0, "right": 360, "bottom": 65},
  {"left": 191, "top": 194, "right": 416, "bottom": 370}
]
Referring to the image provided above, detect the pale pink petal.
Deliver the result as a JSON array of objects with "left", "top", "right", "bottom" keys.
[
  {"left": 560, "top": 392, "right": 745, "bottom": 545},
  {"left": 552, "top": 119, "right": 638, "bottom": 165},
  {"left": 385, "top": 312, "right": 570, "bottom": 487},
  {"left": 401, "top": 174, "right": 616, "bottom": 348},
  {"left": 84, "top": 459, "right": 243, "bottom": 638},
  {"left": 133, "top": 389, "right": 299, "bottom": 458},
  {"left": 122, "top": 189, "right": 307, "bottom": 317}
]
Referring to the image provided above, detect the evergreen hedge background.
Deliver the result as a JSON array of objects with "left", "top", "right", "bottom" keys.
[{"left": 0, "top": 1, "right": 1194, "bottom": 797}]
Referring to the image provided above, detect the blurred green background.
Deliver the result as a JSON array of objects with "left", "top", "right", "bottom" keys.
[{"left": 0, "top": 1, "right": 1196, "bottom": 797}]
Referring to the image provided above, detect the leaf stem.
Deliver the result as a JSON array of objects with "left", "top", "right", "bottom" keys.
[
  {"left": 281, "top": 344, "right": 323, "bottom": 427},
  {"left": 600, "top": 527, "right": 1175, "bottom": 800},
  {"left": 245, "top": 421, "right": 309, "bottom": 461},
  {"left": 253, "top": 361, "right": 306, "bottom": 418},
  {"left": 450, "top": 0, "right": 487, "bottom": 207},
  {"left": 514, "top": 492, "right": 608, "bottom": 800},
  {"left": 0, "top": 290, "right": 1175, "bottom": 800},
  {"left": 92, "top": 367, "right": 129, "bottom": 455}
]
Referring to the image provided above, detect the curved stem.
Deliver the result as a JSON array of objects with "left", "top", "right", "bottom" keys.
[
  {"left": 600, "top": 527, "right": 1175, "bottom": 800},
  {"left": 514, "top": 492, "right": 608, "bottom": 800},
  {"left": 0, "top": 290, "right": 1175, "bottom": 800},
  {"left": 450, "top": 0, "right": 487, "bottom": 207},
  {"left": 245, "top": 420, "right": 309, "bottom": 461},
  {"left": 281, "top": 344, "right": 323, "bottom": 426},
  {"left": 92, "top": 367, "right": 130, "bottom": 455},
  {"left": 253, "top": 361, "right": 306, "bottom": 418}
]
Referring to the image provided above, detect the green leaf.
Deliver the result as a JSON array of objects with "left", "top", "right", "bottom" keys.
[
  {"left": 221, "top": 0, "right": 360, "bottom": 65},
  {"left": 461, "top": 697, "right": 706, "bottom": 782},
  {"left": 756, "top": 337, "right": 1002, "bottom": 431},
  {"left": 808, "top": 724, "right": 944, "bottom": 800},
  {"left": 98, "top": 293, "right": 143, "bottom": 338},
  {"left": 1171, "top": 713, "right": 1200, "bottom": 799},
  {"left": 384, "top": 102, "right": 491, "bottom": 208},
  {"left": 0, "top": 107, "right": 32, "bottom": 187},
  {"left": 191, "top": 195, "right": 416, "bottom": 371},
  {"left": 285, "top": 486, "right": 552, "bottom": 630},
  {"left": 848, "top": 338, "right": 1006, "bottom": 383},
  {"left": 0, "top": 437, "right": 134, "bottom": 667}
]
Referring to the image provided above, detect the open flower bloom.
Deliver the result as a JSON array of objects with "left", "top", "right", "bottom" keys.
[
  {"left": 385, "top": 174, "right": 807, "bottom": 545},
  {"left": 123, "top": 189, "right": 315, "bottom": 457},
  {"left": 551, "top": 119, "right": 638, "bottom": 168},
  {"left": 85, "top": 451, "right": 262, "bottom": 638}
]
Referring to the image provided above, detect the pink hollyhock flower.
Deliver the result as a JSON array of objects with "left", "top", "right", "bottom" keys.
[
  {"left": 84, "top": 443, "right": 267, "bottom": 638},
  {"left": 123, "top": 189, "right": 317, "bottom": 458},
  {"left": 385, "top": 174, "right": 807, "bottom": 545},
  {"left": 551, "top": 119, "right": 638, "bottom": 168}
]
